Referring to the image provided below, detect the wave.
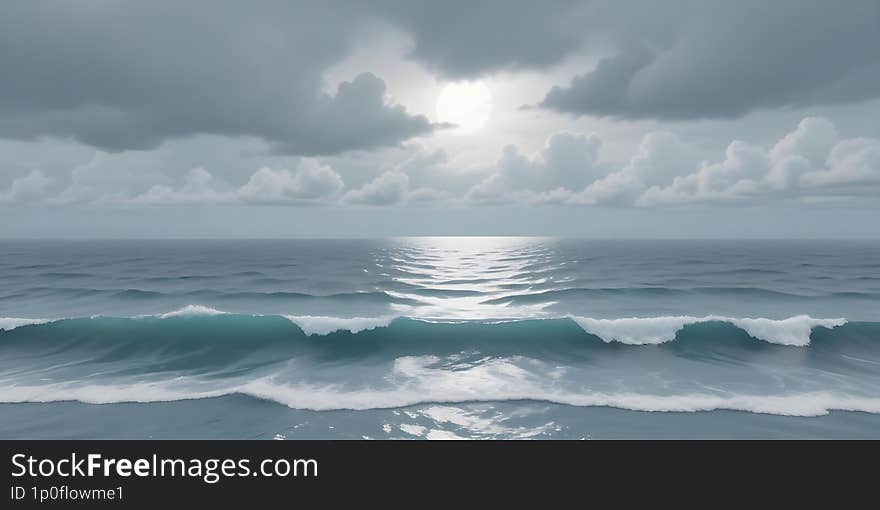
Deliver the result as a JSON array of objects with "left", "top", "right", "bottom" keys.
[
  {"left": 157, "top": 304, "right": 226, "bottom": 318},
  {"left": 0, "top": 309, "right": 876, "bottom": 416},
  {"left": 0, "top": 307, "right": 857, "bottom": 349},
  {"left": 0, "top": 317, "right": 50, "bottom": 331},
  {"left": 283, "top": 315, "right": 396, "bottom": 335},
  {"left": 1, "top": 379, "right": 878, "bottom": 417},
  {"left": 571, "top": 315, "right": 846, "bottom": 346}
]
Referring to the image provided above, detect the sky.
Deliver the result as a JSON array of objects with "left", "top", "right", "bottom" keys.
[{"left": 2, "top": 0, "right": 880, "bottom": 238}]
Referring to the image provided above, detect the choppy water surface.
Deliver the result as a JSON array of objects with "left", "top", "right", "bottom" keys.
[{"left": 1, "top": 238, "right": 879, "bottom": 438}]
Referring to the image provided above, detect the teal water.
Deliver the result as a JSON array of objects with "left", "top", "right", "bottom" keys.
[{"left": 1, "top": 238, "right": 879, "bottom": 438}]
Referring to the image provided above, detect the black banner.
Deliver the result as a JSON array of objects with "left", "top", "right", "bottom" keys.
[{"left": 3, "top": 440, "right": 876, "bottom": 507}]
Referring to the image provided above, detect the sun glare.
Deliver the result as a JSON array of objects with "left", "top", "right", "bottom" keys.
[{"left": 435, "top": 81, "right": 492, "bottom": 132}]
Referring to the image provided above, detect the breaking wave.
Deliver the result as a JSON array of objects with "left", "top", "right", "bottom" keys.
[
  {"left": 0, "top": 306, "right": 849, "bottom": 346},
  {"left": 570, "top": 315, "right": 846, "bottom": 346}
]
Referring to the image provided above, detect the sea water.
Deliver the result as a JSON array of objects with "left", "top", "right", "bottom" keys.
[{"left": 1, "top": 238, "right": 878, "bottom": 439}]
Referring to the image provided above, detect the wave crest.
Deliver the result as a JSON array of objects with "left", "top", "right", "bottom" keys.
[
  {"left": 2, "top": 380, "right": 878, "bottom": 417},
  {"left": 0, "top": 317, "right": 51, "bottom": 331},
  {"left": 283, "top": 315, "right": 396, "bottom": 335},
  {"left": 571, "top": 314, "right": 846, "bottom": 346},
  {"left": 157, "top": 304, "right": 226, "bottom": 318}
]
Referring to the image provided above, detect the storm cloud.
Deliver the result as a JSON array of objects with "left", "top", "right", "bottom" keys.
[
  {"left": 3, "top": 0, "right": 880, "bottom": 155},
  {"left": 539, "top": 1, "right": 880, "bottom": 119},
  {"left": 0, "top": 1, "right": 434, "bottom": 154}
]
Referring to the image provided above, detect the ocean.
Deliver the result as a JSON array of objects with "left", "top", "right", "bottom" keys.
[{"left": 1, "top": 238, "right": 879, "bottom": 439}]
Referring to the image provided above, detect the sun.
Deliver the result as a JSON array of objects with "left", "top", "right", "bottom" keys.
[{"left": 435, "top": 81, "right": 492, "bottom": 132}]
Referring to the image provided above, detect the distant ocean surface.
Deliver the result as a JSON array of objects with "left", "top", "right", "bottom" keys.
[{"left": 2, "top": 238, "right": 879, "bottom": 439}]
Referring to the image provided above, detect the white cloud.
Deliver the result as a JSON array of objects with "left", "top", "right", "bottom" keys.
[
  {"left": 5, "top": 117, "right": 879, "bottom": 210},
  {"left": 465, "top": 117, "right": 880, "bottom": 208},
  {"left": 238, "top": 161, "right": 343, "bottom": 204},
  {"left": 132, "top": 168, "right": 231, "bottom": 205},
  {"left": 468, "top": 132, "right": 603, "bottom": 203},
  {"left": 0, "top": 170, "right": 55, "bottom": 204},
  {"left": 337, "top": 145, "right": 455, "bottom": 206},
  {"left": 800, "top": 138, "right": 880, "bottom": 188},
  {"left": 342, "top": 170, "right": 449, "bottom": 206},
  {"left": 344, "top": 171, "right": 409, "bottom": 205},
  {"left": 124, "top": 160, "right": 344, "bottom": 206},
  {"left": 639, "top": 117, "right": 880, "bottom": 206},
  {"left": 571, "top": 131, "right": 700, "bottom": 205}
]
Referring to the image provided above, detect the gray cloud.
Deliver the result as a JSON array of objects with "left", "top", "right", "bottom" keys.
[
  {"left": 3, "top": 0, "right": 879, "bottom": 156},
  {"left": 0, "top": 2, "right": 433, "bottom": 154},
  {"left": 378, "top": 1, "right": 880, "bottom": 119},
  {"left": 374, "top": 0, "right": 586, "bottom": 78},
  {"left": 540, "top": 2, "right": 880, "bottom": 119}
]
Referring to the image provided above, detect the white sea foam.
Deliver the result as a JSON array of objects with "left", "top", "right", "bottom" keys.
[
  {"left": 0, "top": 317, "right": 52, "bottom": 331},
  {"left": 571, "top": 316, "right": 698, "bottom": 345},
  {"left": 570, "top": 314, "right": 846, "bottom": 346},
  {"left": 425, "top": 429, "right": 468, "bottom": 440},
  {"left": 0, "top": 381, "right": 231, "bottom": 405},
  {"left": 0, "top": 345, "right": 874, "bottom": 416},
  {"left": 157, "top": 304, "right": 226, "bottom": 319},
  {"left": 728, "top": 316, "right": 846, "bottom": 346},
  {"left": 283, "top": 315, "right": 396, "bottom": 335},
  {"left": 398, "top": 423, "right": 427, "bottom": 436},
  {"left": 2, "top": 378, "right": 878, "bottom": 417}
]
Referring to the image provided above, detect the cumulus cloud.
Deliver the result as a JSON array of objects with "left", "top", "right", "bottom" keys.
[
  {"left": 238, "top": 162, "right": 344, "bottom": 204},
  {"left": 344, "top": 172, "right": 409, "bottom": 205},
  {"left": 468, "top": 132, "right": 603, "bottom": 203},
  {"left": 343, "top": 162, "right": 451, "bottom": 206},
  {"left": 131, "top": 168, "right": 230, "bottom": 206},
  {"left": 71, "top": 160, "right": 345, "bottom": 207},
  {"left": 466, "top": 117, "right": 880, "bottom": 207},
  {"left": 570, "top": 131, "right": 699, "bottom": 205},
  {"left": 270, "top": 73, "right": 436, "bottom": 155},
  {"left": 0, "top": 170, "right": 55, "bottom": 204},
  {"left": 639, "top": 118, "right": 880, "bottom": 205},
  {"left": 49, "top": 150, "right": 169, "bottom": 205},
  {"left": 4, "top": 118, "right": 878, "bottom": 210},
  {"left": 800, "top": 139, "right": 880, "bottom": 188}
]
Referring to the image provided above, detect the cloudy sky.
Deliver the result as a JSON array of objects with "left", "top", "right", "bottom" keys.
[{"left": 2, "top": 0, "right": 880, "bottom": 238}]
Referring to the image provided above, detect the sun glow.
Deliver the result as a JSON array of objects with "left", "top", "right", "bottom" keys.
[{"left": 435, "top": 81, "right": 492, "bottom": 132}]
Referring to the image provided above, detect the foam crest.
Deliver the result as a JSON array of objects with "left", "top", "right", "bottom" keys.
[
  {"left": 283, "top": 315, "right": 396, "bottom": 335},
  {"left": 571, "top": 316, "right": 699, "bottom": 345},
  {"left": 237, "top": 355, "right": 880, "bottom": 416},
  {"left": 3, "top": 377, "right": 879, "bottom": 417},
  {"left": 157, "top": 304, "right": 226, "bottom": 319},
  {"left": 0, "top": 382, "right": 230, "bottom": 405},
  {"left": 0, "top": 317, "right": 51, "bottom": 331},
  {"left": 728, "top": 315, "right": 847, "bottom": 346},
  {"left": 570, "top": 314, "right": 846, "bottom": 346}
]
